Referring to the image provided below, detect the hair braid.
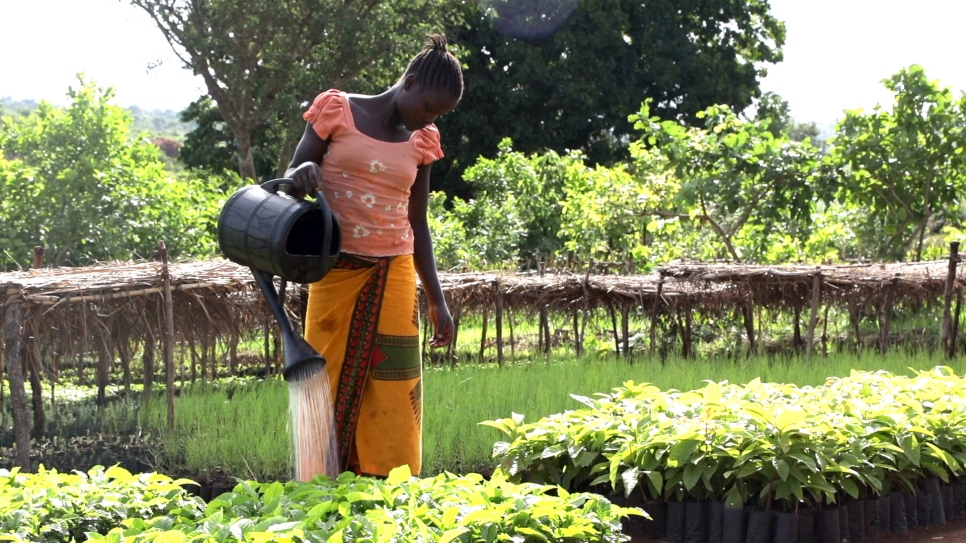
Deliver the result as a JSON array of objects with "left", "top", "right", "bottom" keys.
[{"left": 402, "top": 34, "right": 464, "bottom": 99}]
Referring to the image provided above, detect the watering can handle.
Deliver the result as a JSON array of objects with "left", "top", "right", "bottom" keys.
[{"left": 260, "top": 178, "right": 338, "bottom": 281}]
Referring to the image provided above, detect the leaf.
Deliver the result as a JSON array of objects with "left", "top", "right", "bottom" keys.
[
  {"left": 439, "top": 528, "right": 470, "bottom": 543},
  {"left": 621, "top": 467, "right": 640, "bottom": 497},
  {"left": 840, "top": 478, "right": 860, "bottom": 499},
  {"left": 386, "top": 465, "right": 412, "bottom": 486}
]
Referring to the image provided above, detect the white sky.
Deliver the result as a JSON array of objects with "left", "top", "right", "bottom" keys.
[{"left": 1, "top": 0, "right": 964, "bottom": 126}]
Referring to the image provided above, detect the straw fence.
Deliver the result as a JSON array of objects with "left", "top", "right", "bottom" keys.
[{"left": 1, "top": 242, "right": 964, "bottom": 467}]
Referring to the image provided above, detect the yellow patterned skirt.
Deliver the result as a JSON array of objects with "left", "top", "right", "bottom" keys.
[{"left": 304, "top": 253, "right": 422, "bottom": 476}]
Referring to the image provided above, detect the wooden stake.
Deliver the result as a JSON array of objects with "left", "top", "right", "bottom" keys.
[
  {"left": 27, "top": 353, "right": 45, "bottom": 439},
  {"left": 822, "top": 304, "right": 830, "bottom": 358},
  {"left": 450, "top": 301, "right": 461, "bottom": 369},
  {"left": 806, "top": 271, "right": 822, "bottom": 359},
  {"left": 649, "top": 274, "right": 665, "bottom": 356},
  {"left": 159, "top": 240, "right": 176, "bottom": 432},
  {"left": 941, "top": 242, "right": 960, "bottom": 359},
  {"left": 4, "top": 300, "right": 31, "bottom": 469},
  {"left": 507, "top": 304, "right": 515, "bottom": 359},
  {"left": 143, "top": 331, "right": 155, "bottom": 403},
  {"left": 31, "top": 246, "right": 44, "bottom": 269},
  {"left": 608, "top": 302, "right": 620, "bottom": 356},
  {"left": 954, "top": 292, "right": 963, "bottom": 357},
  {"left": 878, "top": 277, "right": 898, "bottom": 355},
  {"left": 741, "top": 304, "right": 756, "bottom": 357},
  {"left": 494, "top": 279, "right": 505, "bottom": 367},
  {"left": 621, "top": 302, "right": 630, "bottom": 360},
  {"left": 479, "top": 305, "right": 489, "bottom": 363}
]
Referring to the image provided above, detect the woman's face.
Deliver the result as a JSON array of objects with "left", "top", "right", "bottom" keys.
[{"left": 398, "top": 76, "right": 460, "bottom": 132}]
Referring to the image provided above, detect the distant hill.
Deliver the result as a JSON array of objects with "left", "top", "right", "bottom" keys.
[{"left": 1, "top": 96, "right": 195, "bottom": 141}]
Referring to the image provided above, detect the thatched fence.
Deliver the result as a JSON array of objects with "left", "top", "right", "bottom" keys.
[{"left": 2, "top": 243, "right": 964, "bottom": 467}]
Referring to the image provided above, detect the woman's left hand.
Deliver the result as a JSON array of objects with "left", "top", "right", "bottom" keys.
[{"left": 428, "top": 300, "right": 454, "bottom": 348}]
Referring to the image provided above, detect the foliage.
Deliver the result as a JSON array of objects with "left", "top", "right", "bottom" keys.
[
  {"left": 0, "top": 465, "right": 203, "bottom": 542},
  {"left": 829, "top": 65, "right": 966, "bottom": 261},
  {"left": 130, "top": 0, "right": 460, "bottom": 180},
  {"left": 178, "top": 97, "right": 283, "bottom": 182},
  {"left": 751, "top": 92, "right": 823, "bottom": 144},
  {"left": 1, "top": 465, "right": 637, "bottom": 543},
  {"left": 485, "top": 367, "right": 966, "bottom": 512},
  {"left": 0, "top": 77, "right": 224, "bottom": 268},
  {"left": 429, "top": 139, "right": 573, "bottom": 269},
  {"left": 435, "top": 0, "right": 786, "bottom": 196},
  {"left": 630, "top": 99, "right": 832, "bottom": 263}
]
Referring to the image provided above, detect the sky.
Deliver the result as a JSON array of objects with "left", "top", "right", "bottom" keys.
[{"left": 1, "top": 0, "right": 964, "bottom": 127}]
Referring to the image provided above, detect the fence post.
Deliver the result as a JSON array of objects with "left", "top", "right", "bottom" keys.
[
  {"left": 878, "top": 276, "right": 899, "bottom": 355},
  {"left": 806, "top": 270, "right": 822, "bottom": 359},
  {"left": 3, "top": 298, "right": 31, "bottom": 469},
  {"left": 942, "top": 242, "right": 961, "bottom": 359},
  {"left": 649, "top": 272, "right": 665, "bottom": 356},
  {"left": 494, "top": 279, "right": 505, "bottom": 367},
  {"left": 159, "top": 240, "right": 176, "bottom": 432}
]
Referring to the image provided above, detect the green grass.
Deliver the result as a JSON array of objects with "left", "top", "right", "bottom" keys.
[
  {"left": 138, "top": 380, "right": 292, "bottom": 481},
  {"left": 7, "top": 348, "right": 965, "bottom": 482},
  {"left": 423, "top": 349, "right": 964, "bottom": 475}
]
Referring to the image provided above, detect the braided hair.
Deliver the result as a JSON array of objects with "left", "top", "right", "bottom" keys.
[{"left": 402, "top": 34, "right": 463, "bottom": 100}]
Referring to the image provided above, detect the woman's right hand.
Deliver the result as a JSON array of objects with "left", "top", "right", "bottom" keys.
[{"left": 289, "top": 162, "right": 323, "bottom": 199}]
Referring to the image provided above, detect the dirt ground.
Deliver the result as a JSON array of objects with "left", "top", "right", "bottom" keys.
[{"left": 628, "top": 517, "right": 966, "bottom": 543}]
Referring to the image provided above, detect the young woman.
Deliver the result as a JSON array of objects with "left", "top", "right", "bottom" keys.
[{"left": 285, "top": 35, "right": 462, "bottom": 477}]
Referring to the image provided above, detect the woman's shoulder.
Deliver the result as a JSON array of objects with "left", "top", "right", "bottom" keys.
[
  {"left": 303, "top": 90, "right": 352, "bottom": 139},
  {"left": 413, "top": 124, "right": 443, "bottom": 164}
]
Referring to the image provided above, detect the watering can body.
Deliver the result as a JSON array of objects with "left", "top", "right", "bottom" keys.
[{"left": 217, "top": 179, "right": 341, "bottom": 284}]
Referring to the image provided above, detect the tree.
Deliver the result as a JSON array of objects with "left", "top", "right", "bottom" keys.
[
  {"left": 178, "top": 96, "right": 282, "bottom": 183},
  {"left": 130, "top": 0, "right": 459, "bottom": 181},
  {"left": 830, "top": 65, "right": 966, "bottom": 261},
  {"left": 434, "top": 0, "right": 785, "bottom": 197},
  {"left": 0, "top": 77, "right": 223, "bottom": 269},
  {"left": 752, "top": 91, "right": 824, "bottom": 149},
  {"left": 631, "top": 100, "right": 830, "bottom": 263}
]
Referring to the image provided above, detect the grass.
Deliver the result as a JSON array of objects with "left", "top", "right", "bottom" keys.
[
  {"left": 420, "top": 350, "right": 966, "bottom": 475},
  {"left": 121, "top": 346, "right": 956, "bottom": 480},
  {"left": 138, "top": 380, "right": 292, "bottom": 482}
]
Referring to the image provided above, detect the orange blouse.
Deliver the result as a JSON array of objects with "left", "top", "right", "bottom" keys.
[{"left": 303, "top": 89, "right": 444, "bottom": 257}]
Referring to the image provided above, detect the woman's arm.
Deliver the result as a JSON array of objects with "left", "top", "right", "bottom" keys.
[
  {"left": 285, "top": 122, "right": 331, "bottom": 198},
  {"left": 409, "top": 164, "right": 453, "bottom": 348}
]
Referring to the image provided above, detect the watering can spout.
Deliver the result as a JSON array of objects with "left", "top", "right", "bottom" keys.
[{"left": 251, "top": 268, "right": 326, "bottom": 382}]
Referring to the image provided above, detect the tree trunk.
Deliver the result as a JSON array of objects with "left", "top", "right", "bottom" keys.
[
  {"left": 4, "top": 301, "right": 31, "bottom": 469},
  {"left": 235, "top": 132, "right": 258, "bottom": 180}
]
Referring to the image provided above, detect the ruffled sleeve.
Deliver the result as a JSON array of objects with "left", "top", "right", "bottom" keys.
[
  {"left": 303, "top": 89, "right": 349, "bottom": 140},
  {"left": 414, "top": 124, "right": 444, "bottom": 165}
]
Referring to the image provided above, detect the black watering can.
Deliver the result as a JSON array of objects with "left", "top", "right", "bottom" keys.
[{"left": 217, "top": 178, "right": 342, "bottom": 381}]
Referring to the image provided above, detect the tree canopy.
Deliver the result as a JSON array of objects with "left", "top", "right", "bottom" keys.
[
  {"left": 0, "top": 78, "right": 224, "bottom": 269},
  {"left": 830, "top": 65, "right": 966, "bottom": 261},
  {"left": 130, "top": 0, "right": 459, "bottom": 180},
  {"left": 433, "top": 0, "right": 786, "bottom": 197}
]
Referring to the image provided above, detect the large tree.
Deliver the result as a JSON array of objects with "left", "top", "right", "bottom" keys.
[
  {"left": 433, "top": 0, "right": 785, "bottom": 197},
  {"left": 130, "top": 0, "right": 458, "bottom": 180}
]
